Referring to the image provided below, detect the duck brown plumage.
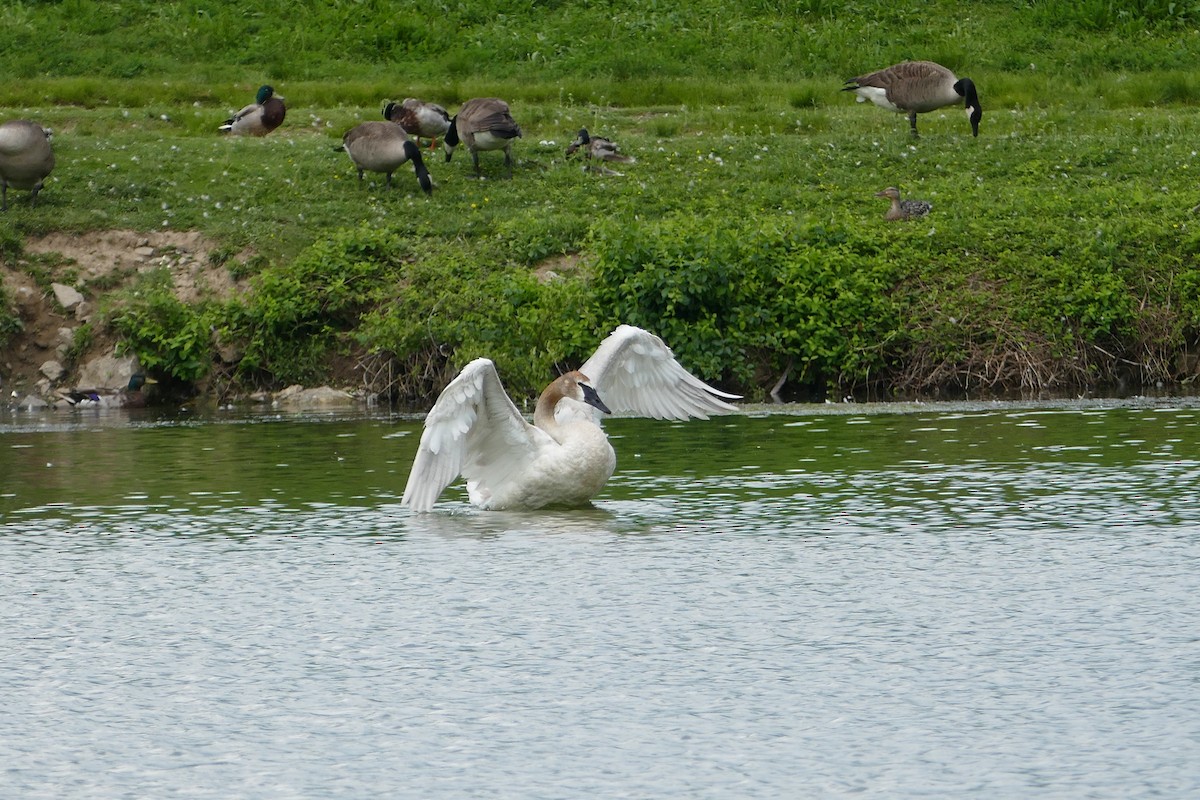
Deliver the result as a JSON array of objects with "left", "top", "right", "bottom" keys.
[{"left": 875, "top": 186, "right": 933, "bottom": 221}]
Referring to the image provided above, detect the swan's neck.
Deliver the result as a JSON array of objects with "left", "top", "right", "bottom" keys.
[{"left": 534, "top": 379, "right": 568, "bottom": 433}]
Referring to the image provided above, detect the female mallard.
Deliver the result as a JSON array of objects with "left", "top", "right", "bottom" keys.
[
  {"left": 443, "top": 97, "right": 522, "bottom": 178},
  {"left": 335, "top": 102, "right": 433, "bottom": 196},
  {"left": 394, "top": 98, "right": 451, "bottom": 149},
  {"left": 875, "top": 186, "right": 932, "bottom": 221},
  {"left": 843, "top": 61, "right": 982, "bottom": 138},
  {"left": 565, "top": 128, "right": 634, "bottom": 164},
  {"left": 219, "top": 85, "right": 286, "bottom": 137},
  {"left": 0, "top": 120, "right": 55, "bottom": 211}
]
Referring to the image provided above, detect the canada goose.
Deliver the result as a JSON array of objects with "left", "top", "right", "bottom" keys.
[
  {"left": 565, "top": 128, "right": 635, "bottom": 164},
  {"left": 401, "top": 325, "right": 740, "bottom": 511},
  {"left": 842, "top": 61, "right": 982, "bottom": 138},
  {"left": 443, "top": 97, "right": 522, "bottom": 178},
  {"left": 875, "top": 186, "right": 932, "bottom": 221},
  {"left": 394, "top": 98, "right": 451, "bottom": 149},
  {"left": 0, "top": 120, "right": 54, "bottom": 211},
  {"left": 219, "top": 85, "right": 286, "bottom": 136},
  {"left": 335, "top": 102, "right": 433, "bottom": 196},
  {"left": 60, "top": 374, "right": 157, "bottom": 408}
]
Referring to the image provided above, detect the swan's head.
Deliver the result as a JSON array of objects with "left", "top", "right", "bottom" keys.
[
  {"left": 560, "top": 370, "right": 611, "bottom": 415},
  {"left": 536, "top": 370, "right": 611, "bottom": 429}
]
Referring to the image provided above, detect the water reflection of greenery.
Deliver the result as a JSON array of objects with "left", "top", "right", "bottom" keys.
[{"left": 1, "top": 407, "right": 1196, "bottom": 517}]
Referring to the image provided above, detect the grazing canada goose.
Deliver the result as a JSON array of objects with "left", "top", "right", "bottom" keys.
[
  {"left": 394, "top": 98, "right": 451, "bottom": 149},
  {"left": 565, "top": 128, "right": 635, "bottom": 164},
  {"left": 0, "top": 120, "right": 55, "bottom": 211},
  {"left": 443, "top": 97, "right": 522, "bottom": 178},
  {"left": 401, "top": 324, "right": 740, "bottom": 512},
  {"left": 335, "top": 102, "right": 433, "bottom": 196},
  {"left": 60, "top": 374, "right": 157, "bottom": 408},
  {"left": 875, "top": 186, "right": 932, "bottom": 221},
  {"left": 842, "top": 61, "right": 982, "bottom": 138},
  {"left": 219, "top": 85, "right": 286, "bottom": 136}
]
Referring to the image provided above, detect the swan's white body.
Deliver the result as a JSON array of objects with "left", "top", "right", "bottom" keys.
[{"left": 401, "top": 325, "right": 740, "bottom": 511}]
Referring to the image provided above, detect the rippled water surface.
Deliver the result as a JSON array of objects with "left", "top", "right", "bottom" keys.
[{"left": 3, "top": 399, "right": 1199, "bottom": 798}]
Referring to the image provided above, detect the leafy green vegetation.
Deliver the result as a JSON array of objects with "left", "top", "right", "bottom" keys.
[{"left": 3, "top": 1, "right": 1200, "bottom": 403}]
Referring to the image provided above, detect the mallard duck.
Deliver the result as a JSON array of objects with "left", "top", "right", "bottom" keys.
[
  {"left": 565, "top": 128, "right": 635, "bottom": 164},
  {"left": 842, "top": 61, "right": 982, "bottom": 138},
  {"left": 0, "top": 120, "right": 55, "bottom": 211},
  {"left": 443, "top": 97, "right": 522, "bottom": 178},
  {"left": 401, "top": 325, "right": 740, "bottom": 512},
  {"left": 219, "top": 85, "right": 286, "bottom": 137},
  {"left": 335, "top": 102, "right": 433, "bottom": 196},
  {"left": 875, "top": 186, "right": 932, "bottom": 221},
  {"left": 393, "top": 98, "right": 451, "bottom": 149},
  {"left": 60, "top": 374, "right": 157, "bottom": 408}
]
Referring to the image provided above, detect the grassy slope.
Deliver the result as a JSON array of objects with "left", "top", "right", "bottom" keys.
[{"left": 3, "top": 0, "right": 1200, "bottom": 402}]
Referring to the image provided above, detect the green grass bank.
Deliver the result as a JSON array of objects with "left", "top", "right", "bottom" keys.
[{"left": 3, "top": 1, "right": 1200, "bottom": 405}]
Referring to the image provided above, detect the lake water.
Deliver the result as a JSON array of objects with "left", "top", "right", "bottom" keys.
[{"left": 2, "top": 399, "right": 1199, "bottom": 798}]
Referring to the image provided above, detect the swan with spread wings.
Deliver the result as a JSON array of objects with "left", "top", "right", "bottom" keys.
[{"left": 401, "top": 325, "right": 740, "bottom": 512}]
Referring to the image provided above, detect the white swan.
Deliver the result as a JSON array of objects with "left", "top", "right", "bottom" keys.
[{"left": 401, "top": 325, "right": 741, "bottom": 511}]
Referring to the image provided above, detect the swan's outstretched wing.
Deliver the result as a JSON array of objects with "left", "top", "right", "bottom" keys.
[
  {"left": 401, "top": 358, "right": 541, "bottom": 512},
  {"left": 578, "top": 325, "right": 740, "bottom": 420}
]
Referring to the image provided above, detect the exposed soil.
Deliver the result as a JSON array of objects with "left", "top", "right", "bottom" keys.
[{"left": 1, "top": 229, "right": 248, "bottom": 401}]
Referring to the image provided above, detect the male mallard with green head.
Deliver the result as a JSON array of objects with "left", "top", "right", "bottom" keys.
[
  {"left": 60, "top": 374, "right": 157, "bottom": 408},
  {"left": 219, "top": 85, "right": 286, "bottom": 137}
]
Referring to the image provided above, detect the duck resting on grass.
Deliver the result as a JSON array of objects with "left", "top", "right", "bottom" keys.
[
  {"left": 60, "top": 374, "right": 157, "bottom": 408},
  {"left": 219, "top": 85, "right": 286, "bottom": 137},
  {"left": 842, "top": 61, "right": 982, "bottom": 138},
  {"left": 565, "top": 128, "right": 635, "bottom": 170},
  {"left": 401, "top": 325, "right": 740, "bottom": 512},
  {"left": 875, "top": 186, "right": 932, "bottom": 221}
]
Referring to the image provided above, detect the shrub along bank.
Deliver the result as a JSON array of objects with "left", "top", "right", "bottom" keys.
[{"left": 3, "top": 3, "right": 1200, "bottom": 403}]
